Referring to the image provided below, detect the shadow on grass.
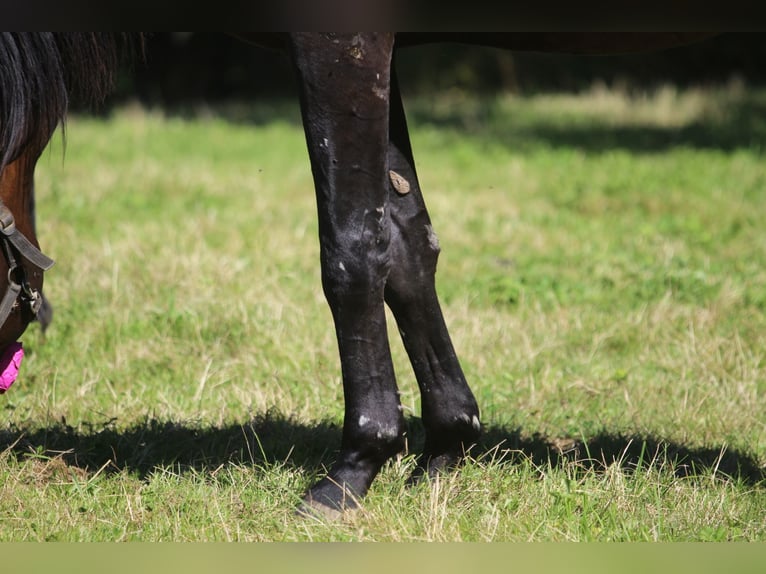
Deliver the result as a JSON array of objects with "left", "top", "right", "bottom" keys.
[
  {"left": 477, "top": 426, "right": 766, "bottom": 486},
  {"left": 1, "top": 413, "right": 763, "bottom": 487}
]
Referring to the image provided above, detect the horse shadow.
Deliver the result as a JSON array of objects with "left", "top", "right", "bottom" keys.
[{"left": 1, "top": 413, "right": 763, "bottom": 487}]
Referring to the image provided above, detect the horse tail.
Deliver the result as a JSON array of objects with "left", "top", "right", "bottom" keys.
[{"left": 0, "top": 32, "right": 140, "bottom": 172}]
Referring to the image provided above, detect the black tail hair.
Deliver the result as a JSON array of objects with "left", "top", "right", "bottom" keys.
[{"left": 0, "top": 32, "right": 139, "bottom": 172}]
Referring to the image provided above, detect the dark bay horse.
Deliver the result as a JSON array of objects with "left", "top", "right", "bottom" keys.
[{"left": 0, "top": 32, "right": 718, "bottom": 516}]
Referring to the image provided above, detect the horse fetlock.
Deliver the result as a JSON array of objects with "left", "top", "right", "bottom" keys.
[
  {"left": 353, "top": 414, "right": 406, "bottom": 460},
  {"left": 457, "top": 411, "right": 483, "bottom": 436},
  {"left": 422, "top": 406, "right": 482, "bottom": 457}
]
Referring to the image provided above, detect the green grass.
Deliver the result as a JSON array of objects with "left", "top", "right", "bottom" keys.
[{"left": 1, "top": 84, "right": 766, "bottom": 540}]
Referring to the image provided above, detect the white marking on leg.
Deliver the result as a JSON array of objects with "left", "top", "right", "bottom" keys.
[
  {"left": 425, "top": 224, "right": 440, "bottom": 252},
  {"left": 358, "top": 416, "right": 399, "bottom": 441},
  {"left": 376, "top": 424, "right": 399, "bottom": 440},
  {"left": 457, "top": 413, "right": 481, "bottom": 432},
  {"left": 339, "top": 261, "right": 346, "bottom": 272}
]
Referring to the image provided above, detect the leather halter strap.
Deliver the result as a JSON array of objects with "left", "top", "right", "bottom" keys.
[{"left": 0, "top": 200, "right": 55, "bottom": 328}]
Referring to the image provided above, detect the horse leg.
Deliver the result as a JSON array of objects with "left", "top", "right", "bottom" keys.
[
  {"left": 288, "top": 33, "right": 405, "bottom": 514},
  {"left": 384, "top": 68, "right": 481, "bottom": 479}
]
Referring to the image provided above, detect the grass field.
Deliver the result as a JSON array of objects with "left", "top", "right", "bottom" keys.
[{"left": 1, "top": 83, "right": 765, "bottom": 541}]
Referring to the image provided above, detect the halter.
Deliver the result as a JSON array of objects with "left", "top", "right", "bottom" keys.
[{"left": 0, "top": 198, "right": 54, "bottom": 329}]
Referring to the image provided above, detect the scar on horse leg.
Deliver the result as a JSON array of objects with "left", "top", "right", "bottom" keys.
[{"left": 384, "top": 68, "right": 481, "bottom": 482}]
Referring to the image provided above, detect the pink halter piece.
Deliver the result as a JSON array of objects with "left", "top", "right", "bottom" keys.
[{"left": 0, "top": 342, "right": 23, "bottom": 393}]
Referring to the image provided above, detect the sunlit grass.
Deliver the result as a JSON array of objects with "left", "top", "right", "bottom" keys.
[{"left": 1, "top": 84, "right": 765, "bottom": 540}]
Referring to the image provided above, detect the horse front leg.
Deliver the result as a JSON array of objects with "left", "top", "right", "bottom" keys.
[
  {"left": 289, "top": 33, "right": 404, "bottom": 515},
  {"left": 384, "top": 68, "right": 481, "bottom": 480}
]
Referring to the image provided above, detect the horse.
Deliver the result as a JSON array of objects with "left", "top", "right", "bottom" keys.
[{"left": 0, "top": 32, "right": 719, "bottom": 517}]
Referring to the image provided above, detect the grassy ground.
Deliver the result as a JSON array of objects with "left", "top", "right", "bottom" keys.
[{"left": 1, "top": 83, "right": 765, "bottom": 541}]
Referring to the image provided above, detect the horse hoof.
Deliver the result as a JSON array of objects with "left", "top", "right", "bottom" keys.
[
  {"left": 295, "top": 498, "right": 348, "bottom": 522},
  {"left": 406, "top": 450, "right": 464, "bottom": 486}
]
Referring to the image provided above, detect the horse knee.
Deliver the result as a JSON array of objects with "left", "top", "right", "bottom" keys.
[{"left": 320, "top": 213, "right": 392, "bottom": 308}]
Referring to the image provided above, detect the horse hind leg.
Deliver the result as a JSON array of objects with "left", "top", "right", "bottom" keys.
[{"left": 384, "top": 69, "right": 481, "bottom": 480}]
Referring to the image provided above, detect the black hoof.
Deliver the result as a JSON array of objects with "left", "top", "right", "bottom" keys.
[
  {"left": 407, "top": 449, "right": 463, "bottom": 486},
  {"left": 296, "top": 475, "right": 363, "bottom": 520},
  {"left": 295, "top": 498, "right": 348, "bottom": 521}
]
